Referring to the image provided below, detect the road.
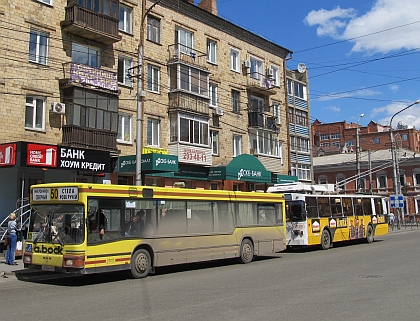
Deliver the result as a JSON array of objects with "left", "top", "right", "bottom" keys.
[{"left": 2, "top": 229, "right": 420, "bottom": 321}]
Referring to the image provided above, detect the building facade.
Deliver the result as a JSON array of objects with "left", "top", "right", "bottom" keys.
[{"left": 0, "top": 0, "right": 296, "bottom": 219}]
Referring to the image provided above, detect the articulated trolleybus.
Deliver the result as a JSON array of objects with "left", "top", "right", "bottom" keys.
[
  {"left": 24, "top": 183, "right": 286, "bottom": 278},
  {"left": 267, "top": 183, "right": 389, "bottom": 250}
]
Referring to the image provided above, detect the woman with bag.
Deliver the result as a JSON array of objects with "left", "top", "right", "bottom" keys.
[{"left": 5, "top": 212, "right": 19, "bottom": 265}]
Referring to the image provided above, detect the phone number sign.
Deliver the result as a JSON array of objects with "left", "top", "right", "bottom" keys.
[{"left": 33, "top": 187, "right": 79, "bottom": 201}]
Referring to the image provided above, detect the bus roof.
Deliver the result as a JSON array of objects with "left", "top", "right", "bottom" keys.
[{"left": 267, "top": 182, "right": 335, "bottom": 194}]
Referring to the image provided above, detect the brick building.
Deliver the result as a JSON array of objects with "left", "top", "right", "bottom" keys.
[{"left": 0, "top": 0, "right": 296, "bottom": 218}]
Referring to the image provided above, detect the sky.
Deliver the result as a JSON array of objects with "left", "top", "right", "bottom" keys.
[{"left": 203, "top": 0, "right": 420, "bottom": 128}]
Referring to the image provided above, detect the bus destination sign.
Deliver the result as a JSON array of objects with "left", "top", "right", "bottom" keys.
[{"left": 33, "top": 187, "right": 79, "bottom": 201}]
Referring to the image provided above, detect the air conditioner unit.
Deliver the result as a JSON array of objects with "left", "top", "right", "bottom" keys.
[
  {"left": 51, "top": 102, "right": 66, "bottom": 114},
  {"left": 243, "top": 60, "right": 251, "bottom": 68},
  {"left": 266, "top": 68, "right": 274, "bottom": 77},
  {"left": 215, "top": 107, "right": 224, "bottom": 116}
]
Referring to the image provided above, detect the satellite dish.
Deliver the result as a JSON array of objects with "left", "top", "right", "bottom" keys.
[
  {"left": 397, "top": 120, "right": 408, "bottom": 129},
  {"left": 297, "top": 63, "right": 307, "bottom": 73}
]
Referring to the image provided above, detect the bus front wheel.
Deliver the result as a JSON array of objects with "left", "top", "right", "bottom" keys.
[
  {"left": 366, "top": 225, "right": 374, "bottom": 243},
  {"left": 130, "top": 249, "right": 151, "bottom": 279},
  {"left": 239, "top": 239, "right": 254, "bottom": 264},
  {"left": 320, "top": 230, "right": 331, "bottom": 250}
]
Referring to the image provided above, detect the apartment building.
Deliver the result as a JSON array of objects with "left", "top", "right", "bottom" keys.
[
  {"left": 286, "top": 68, "right": 312, "bottom": 182},
  {"left": 0, "top": 0, "right": 295, "bottom": 217}
]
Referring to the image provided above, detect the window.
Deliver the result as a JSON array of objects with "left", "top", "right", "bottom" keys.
[
  {"left": 320, "top": 142, "right": 330, "bottom": 147},
  {"left": 119, "top": 4, "right": 132, "bottom": 34},
  {"left": 320, "top": 134, "right": 329, "bottom": 140},
  {"left": 346, "top": 140, "right": 354, "bottom": 147},
  {"left": 147, "top": 65, "right": 160, "bottom": 93},
  {"left": 176, "top": 27, "right": 193, "bottom": 53},
  {"left": 250, "top": 130, "right": 281, "bottom": 157},
  {"left": 288, "top": 107, "right": 294, "bottom": 123},
  {"left": 29, "top": 30, "right": 48, "bottom": 65},
  {"left": 25, "top": 96, "right": 45, "bottom": 130},
  {"left": 294, "top": 82, "right": 307, "bottom": 100},
  {"left": 250, "top": 56, "right": 263, "bottom": 80},
  {"left": 332, "top": 141, "right": 340, "bottom": 147},
  {"left": 401, "top": 134, "right": 408, "bottom": 141},
  {"left": 118, "top": 56, "right": 133, "bottom": 86},
  {"left": 336, "top": 175, "right": 345, "bottom": 191},
  {"left": 77, "top": 0, "right": 119, "bottom": 18},
  {"left": 171, "top": 114, "right": 208, "bottom": 146},
  {"left": 318, "top": 176, "right": 328, "bottom": 184},
  {"left": 209, "top": 84, "right": 217, "bottom": 107},
  {"left": 297, "top": 137, "right": 309, "bottom": 152},
  {"left": 147, "top": 118, "right": 160, "bottom": 146},
  {"left": 287, "top": 79, "right": 293, "bottom": 95},
  {"left": 377, "top": 174, "right": 387, "bottom": 189},
  {"left": 37, "top": 0, "right": 52, "bottom": 5},
  {"left": 233, "top": 135, "right": 242, "bottom": 156},
  {"left": 147, "top": 16, "right": 160, "bottom": 43},
  {"left": 231, "top": 90, "right": 240, "bottom": 113},
  {"left": 230, "top": 48, "right": 240, "bottom": 72},
  {"left": 117, "top": 114, "right": 132, "bottom": 143},
  {"left": 290, "top": 137, "right": 295, "bottom": 151},
  {"left": 64, "top": 87, "right": 118, "bottom": 132},
  {"left": 273, "top": 103, "right": 280, "bottom": 125},
  {"left": 373, "top": 137, "right": 380, "bottom": 144},
  {"left": 207, "top": 39, "right": 217, "bottom": 64},
  {"left": 331, "top": 133, "right": 340, "bottom": 139},
  {"left": 169, "top": 65, "right": 208, "bottom": 96},
  {"left": 295, "top": 110, "right": 307, "bottom": 126},
  {"left": 291, "top": 164, "right": 311, "bottom": 181},
  {"left": 270, "top": 65, "right": 280, "bottom": 86},
  {"left": 415, "top": 172, "right": 420, "bottom": 186},
  {"left": 211, "top": 131, "right": 219, "bottom": 155},
  {"left": 72, "top": 43, "right": 99, "bottom": 67}
]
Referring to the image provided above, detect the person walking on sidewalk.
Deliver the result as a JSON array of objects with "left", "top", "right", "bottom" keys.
[{"left": 5, "top": 213, "right": 19, "bottom": 265}]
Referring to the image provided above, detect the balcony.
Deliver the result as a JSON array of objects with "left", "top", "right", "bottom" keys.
[
  {"left": 248, "top": 112, "right": 278, "bottom": 131},
  {"left": 62, "top": 125, "right": 118, "bottom": 153},
  {"left": 168, "top": 44, "right": 208, "bottom": 71},
  {"left": 60, "top": 62, "right": 118, "bottom": 93},
  {"left": 61, "top": 4, "right": 121, "bottom": 45},
  {"left": 246, "top": 73, "right": 277, "bottom": 96},
  {"left": 169, "top": 92, "right": 210, "bottom": 115}
]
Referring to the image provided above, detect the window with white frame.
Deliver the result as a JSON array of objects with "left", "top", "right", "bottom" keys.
[
  {"left": 173, "top": 114, "right": 208, "bottom": 146},
  {"left": 330, "top": 133, "right": 340, "bottom": 139},
  {"left": 147, "top": 118, "right": 160, "bottom": 146},
  {"left": 29, "top": 29, "right": 49, "bottom": 65},
  {"left": 249, "top": 130, "right": 280, "bottom": 157},
  {"left": 270, "top": 65, "right": 280, "bottom": 87},
  {"left": 320, "top": 134, "right": 329, "bottom": 140},
  {"left": 72, "top": 43, "right": 99, "bottom": 67},
  {"left": 346, "top": 140, "right": 354, "bottom": 146},
  {"left": 415, "top": 172, "right": 420, "bottom": 186},
  {"left": 273, "top": 103, "right": 281, "bottom": 125},
  {"left": 211, "top": 130, "right": 219, "bottom": 155},
  {"left": 287, "top": 79, "right": 293, "bottom": 95},
  {"left": 176, "top": 27, "right": 193, "bottom": 53},
  {"left": 230, "top": 48, "right": 240, "bottom": 72},
  {"left": 295, "top": 109, "right": 307, "bottom": 126},
  {"left": 147, "top": 16, "right": 160, "bottom": 43},
  {"left": 117, "top": 113, "right": 132, "bottom": 143},
  {"left": 169, "top": 64, "right": 208, "bottom": 96},
  {"left": 297, "top": 137, "right": 309, "bottom": 152},
  {"left": 320, "top": 142, "right": 330, "bottom": 147},
  {"left": 25, "top": 96, "right": 45, "bottom": 130},
  {"left": 147, "top": 64, "right": 160, "bottom": 93},
  {"left": 37, "top": 0, "right": 52, "bottom": 5},
  {"left": 401, "top": 133, "right": 408, "bottom": 141},
  {"left": 290, "top": 136, "right": 296, "bottom": 151},
  {"left": 332, "top": 141, "right": 340, "bottom": 147},
  {"left": 207, "top": 39, "right": 217, "bottom": 64},
  {"left": 119, "top": 4, "right": 132, "bottom": 34},
  {"left": 117, "top": 56, "right": 133, "bottom": 86},
  {"left": 377, "top": 174, "right": 387, "bottom": 189},
  {"left": 298, "top": 164, "right": 311, "bottom": 181},
  {"left": 233, "top": 134, "right": 242, "bottom": 156},
  {"left": 373, "top": 137, "right": 380, "bottom": 144},
  {"left": 294, "top": 82, "right": 307, "bottom": 100},
  {"left": 231, "top": 90, "right": 240, "bottom": 113},
  {"left": 209, "top": 83, "right": 217, "bottom": 107},
  {"left": 288, "top": 107, "right": 294, "bottom": 123},
  {"left": 250, "top": 56, "right": 263, "bottom": 80},
  {"left": 336, "top": 174, "right": 345, "bottom": 190}
]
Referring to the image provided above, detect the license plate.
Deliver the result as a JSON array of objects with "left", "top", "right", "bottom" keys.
[{"left": 42, "top": 265, "right": 55, "bottom": 272}]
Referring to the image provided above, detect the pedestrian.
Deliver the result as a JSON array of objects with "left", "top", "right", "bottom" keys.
[{"left": 5, "top": 212, "right": 20, "bottom": 265}]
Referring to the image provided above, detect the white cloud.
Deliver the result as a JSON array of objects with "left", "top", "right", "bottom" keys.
[
  {"left": 324, "top": 106, "right": 341, "bottom": 113},
  {"left": 390, "top": 85, "right": 399, "bottom": 92},
  {"left": 373, "top": 101, "right": 420, "bottom": 128},
  {"left": 318, "top": 89, "right": 380, "bottom": 101},
  {"left": 304, "top": 0, "right": 420, "bottom": 54}
]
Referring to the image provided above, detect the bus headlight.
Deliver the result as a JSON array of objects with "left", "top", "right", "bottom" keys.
[
  {"left": 23, "top": 253, "right": 32, "bottom": 264},
  {"left": 63, "top": 256, "right": 84, "bottom": 268}
]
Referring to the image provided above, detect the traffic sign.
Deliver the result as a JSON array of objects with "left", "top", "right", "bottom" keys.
[{"left": 390, "top": 194, "right": 404, "bottom": 208}]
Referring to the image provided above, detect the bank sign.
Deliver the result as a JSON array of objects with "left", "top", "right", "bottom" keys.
[{"left": 25, "top": 144, "right": 110, "bottom": 173}]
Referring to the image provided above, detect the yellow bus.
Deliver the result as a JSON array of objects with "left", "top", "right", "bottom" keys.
[
  {"left": 24, "top": 183, "right": 286, "bottom": 278},
  {"left": 267, "top": 183, "right": 389, "bottom": 250}
]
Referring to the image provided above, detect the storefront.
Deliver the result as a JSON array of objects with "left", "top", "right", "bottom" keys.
[{"left": 0, "top": 141, "right": 111, "bottom": 221}]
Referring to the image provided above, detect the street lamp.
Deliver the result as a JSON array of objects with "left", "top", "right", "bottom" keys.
[
  {"left": 390, "top": 100, "right": 420, "bottom": 225},
  {"left": 355, "top": 113, "right": 364, "bottom": 192}
]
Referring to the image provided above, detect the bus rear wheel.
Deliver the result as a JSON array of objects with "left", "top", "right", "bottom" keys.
[
  {"left": 239, "top": 239, "right": 254, "bottom": 264},
  {"left": 320, "top": 230, "right": 331, "bottom": 250},
  {"left": 366, "top": 225, "right": 374, "bottom": 243},
  {"left": 130, "top": 249, "right": 151, "bottom": 279}
]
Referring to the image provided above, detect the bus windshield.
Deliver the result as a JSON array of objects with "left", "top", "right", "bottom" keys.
[
  {"left": 29, "top": 204, "right": 84, "bottom": 245},
  {"left": 286, "top": 200, "right": 306, "bottom": 222}
]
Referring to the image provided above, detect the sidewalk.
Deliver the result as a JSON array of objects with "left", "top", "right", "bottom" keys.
[{"left": 0, "top": 257, "right": 26, "bottom": 278}]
